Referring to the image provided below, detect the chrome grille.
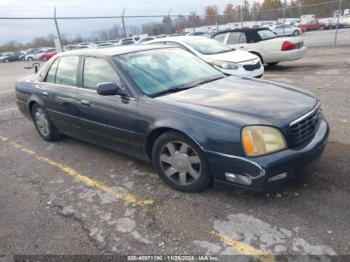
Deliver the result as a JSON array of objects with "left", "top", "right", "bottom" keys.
[{"left": 290, "top": 104, "right": 322, "bottom": 146}]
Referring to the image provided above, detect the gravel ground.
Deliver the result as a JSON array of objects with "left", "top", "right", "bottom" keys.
[{"left": 0, "top": 46, "right": 349, "bottom": 259}]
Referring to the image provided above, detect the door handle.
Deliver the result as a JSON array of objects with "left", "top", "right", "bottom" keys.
[
  {"left": 80, "top": 100, "right": 90, "bottom": 106},
  {"left": 42, "top": 91, "right": 49, "bottom": 97}
]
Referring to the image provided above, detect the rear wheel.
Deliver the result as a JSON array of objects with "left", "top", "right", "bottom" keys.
[
  {"left": 32, "top": 104, "right": 61, "bottom": 141},
  {"left": 152, "top": 132, "right": 211, "bottom": 192},
  {"left": 267, "top": 62, "right": 279, "bottom": 66}
]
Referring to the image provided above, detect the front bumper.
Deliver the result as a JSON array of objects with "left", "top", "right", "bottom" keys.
[{"left": 205, "top": 119, "right": 329, "bottom": 191}]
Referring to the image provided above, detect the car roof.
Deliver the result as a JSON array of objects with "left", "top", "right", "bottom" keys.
[{"left": 57, "top": 45, "right": 173, "bottom": 58}]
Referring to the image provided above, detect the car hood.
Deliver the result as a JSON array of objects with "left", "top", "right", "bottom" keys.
[
  {"left": 156, "top": 76, "right": 317, "bottom": 126},
  {"left": 201, "top": 49, "right": 258, "bottom": 63}
]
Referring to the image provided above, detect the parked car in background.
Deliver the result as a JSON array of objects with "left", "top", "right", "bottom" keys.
[
  {"left": 147, "top": 36, "right": 264, "bottom": 78},
  {"left": 138, "top": 36, "right": 156, "bottom": 44},
  {"left": 25, "top": 49, "right": 46, "bottom": 61},
  {"left": 298, "top": 20, "right": 322, "bottom": 32},
  {"left": 63, "top": 45, "right": 79, "bottom": 51},
  {"left": 0, "top": 52, "right": 21, "bottom": 63},
  {"left": 339, "top": 14, "right": 350, "bottom": 28},
  {"left": 15, "top": 45, "right": 329, "bottom": 192},
  {"left": 269, "top": 24, "right": 302, "bottom": 36},
  {"left": 212, "top": 28, "right": 306, "bottom": 66},
  {"left": 38, "top": 49, "right": 57, "bottom": 61},
  {"left": 186, "top": 32, "right": 211, "bottom": 37},
  {"left": 94, "top": 43, "right": 116, "bottom": 48},
  {"left": 318, "top": 19, "right": 337, "bottom": 30},
  {"left": 119, "top": 38, "right": 137, "bottom": 45}
]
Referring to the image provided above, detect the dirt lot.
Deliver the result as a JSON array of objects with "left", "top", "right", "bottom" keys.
[{"left": 0, "top": 46, "right": 349, "bottom": 258}]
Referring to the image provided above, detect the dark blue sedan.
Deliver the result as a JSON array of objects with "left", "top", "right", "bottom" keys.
[{"left": 15, "top": 45, "right": 329, "bottom": 192}]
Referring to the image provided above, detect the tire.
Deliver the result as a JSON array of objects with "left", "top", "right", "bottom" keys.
[
  {"left": 31, "top": 104, "right": 61, "bottom": 141},
  {"left": 27, "top": 57, "right": 34, "bottom": 61},
  {"left": 4, "top": 59, "right": 9, "bottom": 63},
  {"left": 267, "top": 62, "right": 279, "bottom": 66},
  {"left": 293, "top": 30, "right": 300, "bottom": 36},
  {"left": 152, "top": 131, "right": 212, "bottom": 192},
  {"left": 320, "top": 26, "right": 324, "bottom": 30}
]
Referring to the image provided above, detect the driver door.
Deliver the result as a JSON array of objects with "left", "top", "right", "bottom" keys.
[{"left": 74, "top": 56, "right": 143, "bottom": 158}]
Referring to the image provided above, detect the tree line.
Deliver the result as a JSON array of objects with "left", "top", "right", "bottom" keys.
[{"left": 1, "top": 0, "right": 349, "bottom": 52}]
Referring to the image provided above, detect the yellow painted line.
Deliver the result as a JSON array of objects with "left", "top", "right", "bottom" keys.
[
  {"left": 211, "top": 231, "right": 276, "bottom": 262},
  {"left": 0, "top": 135, "right": 154, "bottom": 207},
  {"left": 0, "top": 107, "right": 16, "bottom": 114}
]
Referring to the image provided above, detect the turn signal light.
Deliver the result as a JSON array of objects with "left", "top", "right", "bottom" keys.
[{"left": 281, "top": 41, "right": 297, "bottom": 51}]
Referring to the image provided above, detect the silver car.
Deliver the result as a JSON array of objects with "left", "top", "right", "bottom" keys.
[{"left": 269, "top": 24, "right": 302, "bottom": 36}]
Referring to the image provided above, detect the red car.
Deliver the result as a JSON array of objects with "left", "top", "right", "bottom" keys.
[
  {"left": 38, "top": 49, "right": 57, "bottom": 61},
  {"left": 298, "top": 20, "right": 321, "bottom": 32}
]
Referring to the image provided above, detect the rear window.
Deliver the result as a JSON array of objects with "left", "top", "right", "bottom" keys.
[
  {"left": 55, "top": 56, "right": 79, "bottom": 86},
  {"left": 257, "top": 30, "right": 276, "bottom": 40}
]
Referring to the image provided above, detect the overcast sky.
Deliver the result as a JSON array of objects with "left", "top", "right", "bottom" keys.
[{"left": 0, "top": 0, "right": 249, "bottom": 44}]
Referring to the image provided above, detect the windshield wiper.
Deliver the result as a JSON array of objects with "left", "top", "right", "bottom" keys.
[
  {"left": 185, "top": 76, "right": 225, "bottom": 88},
  {"left": 150, "top": 86, "right": 192, "bottom": 98},
  {"left": 150, "top": 76, "right": 225, "bottom": 98}
]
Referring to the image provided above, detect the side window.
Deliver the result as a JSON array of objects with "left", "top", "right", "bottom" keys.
[
  {"left": 83, "top": 57, "right": 121, "bottom": 90},
  {"left": 239, "top": 33, "right": 247, "bottom": 44},
  {"left": 227, "top": 32, "right": 241, "bottom": 44},
  {"left": 55, "top": 56, "right": 79, "bottom": 86},
  {"left": 213, "top": 33, "right": 227, "bottom": 43},
  {"left": 45, "top": 58, "right": 59, "bottom": 83}
]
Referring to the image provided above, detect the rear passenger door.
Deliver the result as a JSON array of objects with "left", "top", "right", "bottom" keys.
[
  {"left": 226, "top": 32, "right": 248, "bottom": 50},
  {"left": 74, "top": 56, "right": 142, "bottom": 157},
  {"left": 41, "top": 56, "right": 82, "bottom": 136}
]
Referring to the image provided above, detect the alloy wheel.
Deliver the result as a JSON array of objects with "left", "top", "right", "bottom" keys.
[
  {"left": 34, "top": 108, "right": 50, "bottom": 137},
  {"left": 159, "top": 141, "right": 201, "bottom": 186}
]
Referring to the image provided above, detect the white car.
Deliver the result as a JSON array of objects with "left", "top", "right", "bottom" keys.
[
  {"left": 147, "top": 36, "right": 264, "bottom": 78},
  {"left": 212, "top": 28, "right": 306, "bottom": 66},
  {"left": 25, "top": 49, "right": 47, "bottom": 61},
  {"left": 269, "top": 24, "right": 302, "bottom": 36}
]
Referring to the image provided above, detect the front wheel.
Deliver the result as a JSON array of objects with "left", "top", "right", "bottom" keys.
[
  {"left": 152, "top": 132, "right": 212, "bottom": 192},
  {"left": 293, "top": 30, "right": 300, "bottom": 36},
  {"left": 32, "top": 104, "right": 61, "bottom": 141}
]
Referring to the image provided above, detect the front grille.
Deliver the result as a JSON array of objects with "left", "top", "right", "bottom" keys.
[
  {"left": 243, "top": 61, "right": 261, "bottom": 71},
  {"left": 290, "top": 104, "right": 322, "bottom": 146}
]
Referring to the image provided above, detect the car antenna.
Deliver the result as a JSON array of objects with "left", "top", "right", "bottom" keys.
[{"left": 24, "top": 62, "right": 40, "bottom": 73}]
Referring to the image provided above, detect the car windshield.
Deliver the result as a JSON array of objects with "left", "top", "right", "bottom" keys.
[
  {"left": 257, "top": 30, "right": 276, "bottom": 40},
  {"left": 114, "top": 48, "right": 224, "bottom": 97},
  {"left": 181, "top": 38, "right": 233, "bottom": 55}
]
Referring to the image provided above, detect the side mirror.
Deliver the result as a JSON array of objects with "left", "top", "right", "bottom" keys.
[{"left": 97, "top": 82, "right": 120, "bottom": 96}]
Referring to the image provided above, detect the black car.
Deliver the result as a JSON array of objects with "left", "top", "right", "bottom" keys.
[
  {"left": 15, "top": 45, "right": 329, "bottom": 192},
  {"left": 0, "top": 52, "right": 21, "bottom": 63}
]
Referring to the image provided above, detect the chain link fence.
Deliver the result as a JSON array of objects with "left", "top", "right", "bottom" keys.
[{"left": 0, "top": 0, "right": 350, "bottom": 52}]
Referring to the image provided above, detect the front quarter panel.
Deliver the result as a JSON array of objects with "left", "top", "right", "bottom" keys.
[{"left": 137, "top": 98, "right": 245, "bottom": 157}]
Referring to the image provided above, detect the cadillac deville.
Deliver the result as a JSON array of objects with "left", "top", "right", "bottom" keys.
[{"left": 15, "top": 45, "right": 329, "bottom": 192}]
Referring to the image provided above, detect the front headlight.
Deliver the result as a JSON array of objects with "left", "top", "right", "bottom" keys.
[
  {"left": 213, "top": 60, "right": 240, "bottom": 70},
  {"left": 242, "top": 126, "right": 287, "bottom": 157}
]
